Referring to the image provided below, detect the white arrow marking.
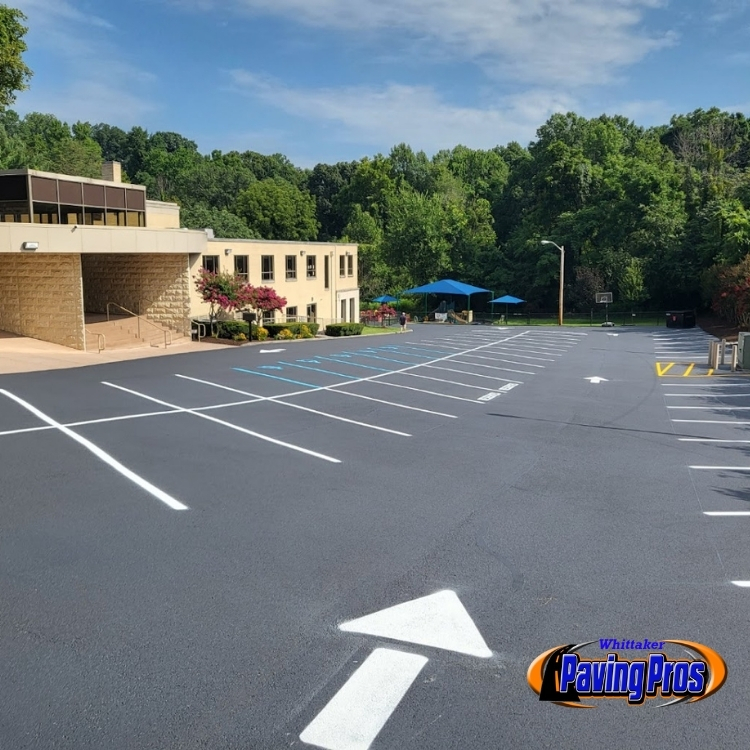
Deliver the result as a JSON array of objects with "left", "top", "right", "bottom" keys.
[
  {"left": 259, "top": 348, "right": 285, "bottom": 353},
  {"left": 339, "top": 589, "right": 493, "bottom": 658},
  {"left": 607, "top": 333, "right": 619, "bottom": 337},
  {"left": 585, "top": 377, "right": 609, "bottom": 384},
  {"left": 300, "top": 649, "right": 428, "bottom": 750}
]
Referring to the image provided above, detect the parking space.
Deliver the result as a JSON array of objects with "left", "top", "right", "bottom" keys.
[
  {"left": 659, "top": 342, "right": 750, "bottom": 588},
  {"left": 8, "top": 324, "right": 750, "bottom": 749}
]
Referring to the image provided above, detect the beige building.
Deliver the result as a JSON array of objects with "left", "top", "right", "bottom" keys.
[{"left": 0, "top": 164, "right": 359, "bottom": 351}]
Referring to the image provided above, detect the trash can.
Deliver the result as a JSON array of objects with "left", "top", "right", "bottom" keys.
[
  {"left": 242, "top": 311, "right": 256, "bottom": 341},
  {"left": 665, "top": 310, "right": 696, "bottom": 329}
]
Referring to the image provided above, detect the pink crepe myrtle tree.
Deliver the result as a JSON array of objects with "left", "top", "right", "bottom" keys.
[{"left": 195, "top": 269, "right": 285, "bottom": 335}]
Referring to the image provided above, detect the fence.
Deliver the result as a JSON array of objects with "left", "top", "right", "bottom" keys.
[{"left": 471, "top": 310, "right": 669, "bottom": 326}]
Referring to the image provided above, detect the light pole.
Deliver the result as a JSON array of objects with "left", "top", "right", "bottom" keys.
[{"left": 541, "top": 240, "right": 564, "bottom": 326}]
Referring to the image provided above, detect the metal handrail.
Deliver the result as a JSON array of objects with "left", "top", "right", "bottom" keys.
[
  {"left": 106, "top": 302, "right": 171, "bottom": 348},
  {"left": 194, "top": 322, "right": 206, "bottom": 341},
  {"left": 85, "top": 328, "right": 105, "bottom": 353}
]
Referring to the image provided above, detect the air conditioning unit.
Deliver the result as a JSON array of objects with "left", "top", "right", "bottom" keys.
[{"left": 738, "top": 332, "right": 750, "bottom": 369}]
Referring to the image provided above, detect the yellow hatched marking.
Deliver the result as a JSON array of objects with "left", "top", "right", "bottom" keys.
[
  {"left": 656, "top": 362, "right": 675, "bottom": 377},
  {"left": 683, "top": 364, "right": 695, "bottom": 377}
]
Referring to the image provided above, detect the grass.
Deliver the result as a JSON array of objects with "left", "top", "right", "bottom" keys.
[{"left": 360, "top": 325, "right": 401, "bottom": 334}]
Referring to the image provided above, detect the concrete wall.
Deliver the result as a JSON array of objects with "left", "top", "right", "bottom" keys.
[
  {"left": 146, "top": 200, "right": 181, "bottom": 229},
  {"left": 82, "top": 254, "right": 191, "bottom": 335},
  {"left": 189, "top": 239, "right": 359, "bottom": 324},
  {"left": 0, "top": 254, "right": 84, "bottom": 349},
  {"left": 0, "top": 223, "right": 206, "bottom": 256}
]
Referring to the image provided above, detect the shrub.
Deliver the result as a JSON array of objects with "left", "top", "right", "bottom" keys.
[
  {"left": 216, "top": 320, "right": 247, "bottom": 339},
  {"left": 297, "top": 324, "right": 314, "bottom": 339},
  {"left": 264, "top": 322, "right": 320, "bottom": 337},
  {"left": 276, "top": 328, "right": 295, "bottom": 340},
  {"left": 325, "top": 323, "right": 365, "bottom": 336},
  {"left": 233, "top": 332, "right": 247, "bottom": 342},
  {"left": 256, "top": 326, "right": 268, "bottom": 341}
]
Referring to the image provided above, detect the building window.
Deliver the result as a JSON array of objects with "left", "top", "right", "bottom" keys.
[
  {"left": 341, "top": 299, "right": 347, "bottom": 322},
  {"left": 202, "top": 255, "right": 219, "bottom": 274},
  {"left": 347, "top": 254, "right": 353, "bottom": 277},
  {"left": 234, "top": 255, "right": 248, "bottom": 281},
  {"left": 306, "top": 255, "right": 316, "bottom": 278},
  {"left": 324, "top": 255, "right": 330, "bottom": 289},
  {"left": 339, "top": 255, "right": 346, "bottom": 277},
  {"left": 261, "top": 255, "right": 274, "bottom": 281},
  {"left": 32, "top": 203, "right": 59, "bottom": 224},
  {"left": 349, "top": 297, "right": 355, "bottom": 322},
  {"left": 286, "top": 255, "right": 297, "bottom": 280},
  {"left": 84, "top": 209, "right": 105, "bottom": 226},
  {"left": 286, "top": 306, "right": 298, "bottom": 322},
  {"left": 263, "top": 309, "right": 275, "bottom": 325},
  {"left": 306, "top": 303, "right": 317, "bottom": 322}
]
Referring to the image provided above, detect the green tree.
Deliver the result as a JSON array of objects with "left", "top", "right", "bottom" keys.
[
  {"left": 235, "top": 177, "right": 319, "bottom": 240},
  {"left": 180, "top": 202, "right": 257, "bottom": 239},
  {"left": 618, "top": 256, "right": 648, "bottom": 306},
  {"left": 0, "top": 5, "right": 32, "bottom": 108}
]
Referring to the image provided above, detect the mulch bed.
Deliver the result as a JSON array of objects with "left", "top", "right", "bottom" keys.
[{"left": 697, "top": 314, "right": 748, "bottom": 342}]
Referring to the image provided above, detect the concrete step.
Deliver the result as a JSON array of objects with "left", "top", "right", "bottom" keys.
[{"left": 84, "top": 316, "right": 185, "bottom": 351}]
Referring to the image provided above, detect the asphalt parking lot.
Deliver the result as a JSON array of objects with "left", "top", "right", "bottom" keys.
[{"left": 2, "top": 324, "right": 750, "bottom": 749}]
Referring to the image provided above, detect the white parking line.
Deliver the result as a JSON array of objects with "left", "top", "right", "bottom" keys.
[
  {"left": 689, "top": 466, "right": 750, "bottom": 471},
  {"left": 451, "top": 358, "right": 545, "bottom": 370},
  {"left": 662, "top": 383, "right": 750, "bottom": 387},
  {"left": 175, "top": 375, "right": 413, "bottom": 437},
  {"left": 704, "top": 512, "right": 750, "bottom": 516},
  {"left": 460, "top": 351, "right": 555, "bottom": 363},
  {"left": 399, "top": 372, "right": 516, "bottom": 391},
  {"left": 673, "top": 420, "right": 750, "bottom": 424},
  {"left": 665, "top": 394, "right": 750, "bottom": 397},
  {"left": 732, "top": 581, "right": 750, "bottom": 587},
  {"left": 423, "top": 363, "right": 532, "bottom": 378},
  {"left": 491, "top": 346, "right": 563, "bottom": 356},
  {"left": 679, "top": 439, "right": 750, "bottom": 443},
  {"left": 668, "top": 406, "right": 750, "bottom": 410},
  {"left": 103, "top": 382, "right": 342, "bottom": 464},
  {"left": 367, "top": 381, "right": 480, "bottom": 403},
  {"left": 0, "top": 389, "right": 188, "bottom": 511}
]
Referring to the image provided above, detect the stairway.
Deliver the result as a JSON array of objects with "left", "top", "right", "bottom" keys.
[{"left": 84, "top": 313, "right": 185, "bottom": 351}]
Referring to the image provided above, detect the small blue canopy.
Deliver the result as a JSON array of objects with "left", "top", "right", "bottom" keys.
[
  {"left": 401, "top": 279, "right": 490, "bottom": 296},
  {"left": 372, "top": 295, "right": 399, "bottom": 303},
  {"left": 490, "top": 295, "right": 525, "bottom": 304}
]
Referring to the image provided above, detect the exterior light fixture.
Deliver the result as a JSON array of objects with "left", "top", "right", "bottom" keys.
[
  {"left": 22, "top": 241, "right": 39, "bottom": 250},
  {"left": 224, "top": 248, "right": 232, "bottom": 255}
]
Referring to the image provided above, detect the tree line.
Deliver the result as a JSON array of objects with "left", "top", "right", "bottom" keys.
[{"left": 1, "top": 6, "right": 749, "bottom": 313}]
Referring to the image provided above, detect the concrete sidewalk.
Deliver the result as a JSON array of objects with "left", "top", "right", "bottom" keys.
[{"left": 0, "top": 332, "right": 230, "bottom": 374}]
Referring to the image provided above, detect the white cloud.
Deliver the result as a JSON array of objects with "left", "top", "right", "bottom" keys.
[
  {"left": 228, "top": 70, "right": 577, "bottom": 153},
  {"left": 12, "top": 0, "right": 158, "bottom": 125},
  {"left": 708, "top": 0, "right": 750, "bottom": 22},
  {"left": 173, "top": 0, "right": 675, "bottom": 87}
]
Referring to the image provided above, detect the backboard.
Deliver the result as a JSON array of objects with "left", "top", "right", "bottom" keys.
[{"left": 596, "top": 292, "right": 613, "bottom": 304}]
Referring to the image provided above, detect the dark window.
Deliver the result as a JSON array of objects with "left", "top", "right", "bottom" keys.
[
  {"left": 60, "top": 205, "right": 83, "bottom": 225},
  {"left": 347, "top": 254, "right": 353, "bottom": 276},
  {"left": 306, "top": 303, "right": 317, "bottom": 322},
  {"left": 306, "top": 255, "right": 316, "bottom": 278},
  {"left": 261, "top": 255, "right": 274, "bottom": 281},
  {"left": 234, "top": 255, "right": 249, "bottom": 281},
  {"left": 286, "top": 306, "right": 298, "bottom": 321},
  {"left": 324, "top": 255, "right": 330, "bottom": 289},
  {"left": 0, "top": 175, "right": 28, "bottom": 201},
  {"left": 84, "top": 209, "right": 105, "bottom": 226},
  {"left": 33, "top": 202, "right": 60, "bottom": 224},
  {"left": 83, "top": 183, "right": 106, "bottom": 208},
  {"left": 339, "top": 255, "right": 346, "bottom": 277},
  {"left": 202, "top": 255, "right": 219, "bottom": 273},
  {"left": 0, "top": 201, "right": 31, "bottom": 222},
  {"left": 30, "top": 177, "right": 57, "bottom": 203},
  {"left": 286, "top": 255, "right": 297, "bottom": 280}
]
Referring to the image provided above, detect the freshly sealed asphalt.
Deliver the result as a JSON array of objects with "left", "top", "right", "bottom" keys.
[{"left": 2, "top": 324, "right": 750, "bottom": 749}]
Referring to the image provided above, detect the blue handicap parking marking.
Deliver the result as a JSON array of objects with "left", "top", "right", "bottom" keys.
[
  {"left": 258, "top": 365, "right": 284, "bottom": 370},
  {"left": 319, "top": 355, "right": 390, "bottom": 372},
  {"left": 277, "top": 361, "right": 360, "bottom": 380},
  {"left": 297, "top": 359, "right": 322, "bottom": 364},
  {"left": 234, "top": 367, "right": 318, "bottom": 388}
]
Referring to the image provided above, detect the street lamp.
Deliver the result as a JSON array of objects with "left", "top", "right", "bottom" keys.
[{"left": 541, "top": 240, "right": 565, "bottom": 326}]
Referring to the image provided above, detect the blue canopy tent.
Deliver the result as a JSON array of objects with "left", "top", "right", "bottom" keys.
[
  {"left": 400, "top": 279, "right": 491, "bottom": 320},
  {"left": 372, "top": 295, "right": 399, "bottom": 304},
  {"left": 490, "top": 294, "right": 525, "bottom": 324}
]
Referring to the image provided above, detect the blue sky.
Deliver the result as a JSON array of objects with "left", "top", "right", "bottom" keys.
[{"left": 10, "top": 0, "right": 750, "bottom": 168}]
